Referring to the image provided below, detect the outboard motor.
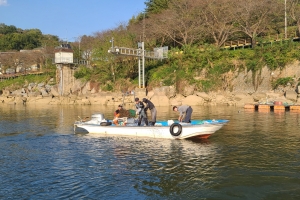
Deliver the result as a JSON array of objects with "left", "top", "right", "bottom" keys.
[
  {"left": 93, "top": 113, "right": 112, "bottom": 126},
  {"left": 91, "top": 113, "right": 105, "bottom": 122},
  {"left": 83, "top": 113, "right": 111, "bottom": 126}
]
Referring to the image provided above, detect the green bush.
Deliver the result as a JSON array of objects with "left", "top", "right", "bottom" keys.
[
  {"left": 0, "top": 74, "right": 54, "bottom": 90},
  {"left": 74, "top": 67, "right": 92, "bottom": 81},
  {"left": 272, "top": 77, "right": 293, "bottom": 89},
  {"left": 102, "top": 83, "right": 113, "bottom": 91}
]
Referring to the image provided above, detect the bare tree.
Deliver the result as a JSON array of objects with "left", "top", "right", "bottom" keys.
[
  {"left": 148, "top": 0, "right": 206, "bottom": 47},
  {"left": 14, "top": 51, "right": 43, "bottom": 73},
  {"left": 202, "top": 0, "right": 238, "bottom": 47},
  {"left": 233, "top": 0, "right": 279, "bottom": 47},
  {"left": 289, "top": 0, "right": 300, "bottom": 36},
  {"left": 0, "top": 52, "right": 16, "bottom": 72}
]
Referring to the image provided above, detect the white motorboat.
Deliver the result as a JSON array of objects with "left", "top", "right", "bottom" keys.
[{"left": 74, "top": 113, "right": 228, "bottom": 140}]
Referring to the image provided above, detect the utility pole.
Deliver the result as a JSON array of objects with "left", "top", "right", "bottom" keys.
[
  {"left": 108, "top": 39, "right": 168, "bottom": 89},
  {"left": 79, "top": 37, "right": 81, "bottom": 60},
  {"left": 110, "top": 37, "right": 114, "bottom": 50},
  {"left": 285, "top": 0, "right": 287, "bottom": 39}
]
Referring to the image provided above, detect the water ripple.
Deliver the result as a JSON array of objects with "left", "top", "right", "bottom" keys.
[{"left": 1, "top": 105, "right": 300, "bottom": 199}]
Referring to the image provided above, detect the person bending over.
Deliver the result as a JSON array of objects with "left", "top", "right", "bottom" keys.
[{"left": 173, "top": 105, "right": 193, "bottom": 123}]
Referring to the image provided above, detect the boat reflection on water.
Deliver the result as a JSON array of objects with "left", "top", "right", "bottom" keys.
[{"left": 77, "top": 134, "right": 220, "bottom": 197}]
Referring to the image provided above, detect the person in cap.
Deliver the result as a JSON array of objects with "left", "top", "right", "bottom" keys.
[
  {"left": 117, "top": 104, "right": 130, "bottom": 118},
  {"left": 142, "top": 98, "right": 157, "bottom": 126},
  {"left": 135, "top": 97, "right": 148, "bottom": 126},
  {"left": 173, "top": 105, "right": 193, "bottom": 123},
  {"left": 113, "top": 104, "right": 129, "bottom": 126},
  {"left": 114, "top": 105, "right": 123, "bottom": 118}
]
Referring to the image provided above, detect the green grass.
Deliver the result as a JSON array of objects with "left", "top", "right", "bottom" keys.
[{"left": 0, "top": 73, "right": 55, "bottom": 91}]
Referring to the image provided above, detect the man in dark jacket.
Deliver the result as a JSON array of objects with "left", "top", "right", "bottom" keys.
[
  {"left": 135, "top": 97, "right": 148, "bottom": 126},
  {"left": 142, "top": 98, "right": 157, "bottom": 126}
]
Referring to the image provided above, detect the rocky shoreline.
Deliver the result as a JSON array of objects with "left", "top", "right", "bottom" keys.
[
  {"left": 1, "top": 65, "right": 300, "bottom": 107},
  {"left": 1, "top": 83, "right": 299, "bottom": 108}
]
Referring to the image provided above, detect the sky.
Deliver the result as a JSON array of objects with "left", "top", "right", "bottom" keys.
[{"left": 0, "top": 0, "right": 146, "bottom": 42}]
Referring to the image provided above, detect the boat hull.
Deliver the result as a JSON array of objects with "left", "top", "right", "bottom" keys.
[{"left": 74, "top": 122, "right": 227, "bottom": 140}]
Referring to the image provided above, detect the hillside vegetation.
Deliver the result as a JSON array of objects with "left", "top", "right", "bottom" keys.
[{"left": 1, "top": 0, "right": 300, "bottom": 93}]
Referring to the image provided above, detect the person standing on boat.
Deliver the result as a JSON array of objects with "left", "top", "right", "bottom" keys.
[
  {"left": 142, "top": 98, "right": 157, "bottom": 126},
  {"left": 135, "top": 97, "right": 148, "bottom": 126},
  {"left": 173, "top": 105, "right": 193, "bottom": 123}
]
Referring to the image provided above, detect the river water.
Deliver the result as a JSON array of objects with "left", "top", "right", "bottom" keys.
[{"left": 0, "top": 104, "right": 300, "bottom": 200}]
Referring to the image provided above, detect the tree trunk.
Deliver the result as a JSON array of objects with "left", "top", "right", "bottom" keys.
[{"left": 251, "top": 37, "right": 257, "bottom": 48}]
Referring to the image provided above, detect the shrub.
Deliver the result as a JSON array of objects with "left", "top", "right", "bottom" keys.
[
  {"left": 74, "top": 66, "right": 92, "bottom": 81},
  {"left": 272, "top": 77, "right": 293, "bottom": 89}
]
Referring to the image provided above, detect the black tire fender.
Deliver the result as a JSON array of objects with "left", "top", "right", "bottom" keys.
[
  {"left": 170, "top": 123, "right": 182, "bottom": 136},
  {"left": 100, "top": 121, "right": 112, "bottom": 126}
]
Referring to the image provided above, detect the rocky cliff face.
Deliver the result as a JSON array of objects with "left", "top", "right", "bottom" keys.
[
  {"left": 1, "top": 62, "right": 300, "bottom": 107},
  {"left": 229, "top": 61, "right": 300, "bottom": 94}
]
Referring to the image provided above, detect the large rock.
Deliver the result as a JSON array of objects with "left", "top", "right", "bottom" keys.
[
  {"left": 181, "top": 95, "right": 204, "bottom": 106},
  {"left": 71, "top": 79, "right": 87, "bottom": 94},
  {"left": 150, "top": 95, "right": 169, "bottom": 106},
  {"left": 146, "top": 90, "right": 154, "bottom": 99},
  {"left": 233, "top": 93, "right": 253, "bottom": 102},
  {"left": 91, "top": 88, "right": 97, "bottom": 94},
  {"left": 214, "top": 94, "right": 227, "bottom": 105},
  {"left": 182, "top": 85, "right": 194, "bottom": 97},
  {"left": 0, "top": 96, "right": 5, "bottom": 103},
  {"left": 11, "top": 89, "right": 23, "bottom": 97},
  {"left": 50, "top": 86, "right": 60, "bottom": 97},
  {"left": 195, "top": 92, "right": 211, "bottom": 102},
  {"left": 252, "top": 92, "right": 267, "bottom": 102},
  {"left": 40, "top": 88, "right": 49, "bottom": 97},
  {"left": 27, "top": 91, "right": 40, "bottom": 97},
  {"left": 169, "top": 94, "right": 185, "bottom": 106},
  {"left": 2, "top": 90, "right": 10, "bottom": 96},
  {"left": 285, "top": 90, "right": 298, "bottom": 102},
  {"left": 168, "top": 86, "right": 176, "bottom": 98},
  {"left": 152, "top": 86, "right": 176, "bottom": 98},
  {"left": 297, "top": 86, "right": 300, "bottom": 94},
  {"left": 134, "top": 87, "right": 147, "bottom": 97},
  {"left": 233, "top": 92, "right": 255, "bottom": 107}
]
